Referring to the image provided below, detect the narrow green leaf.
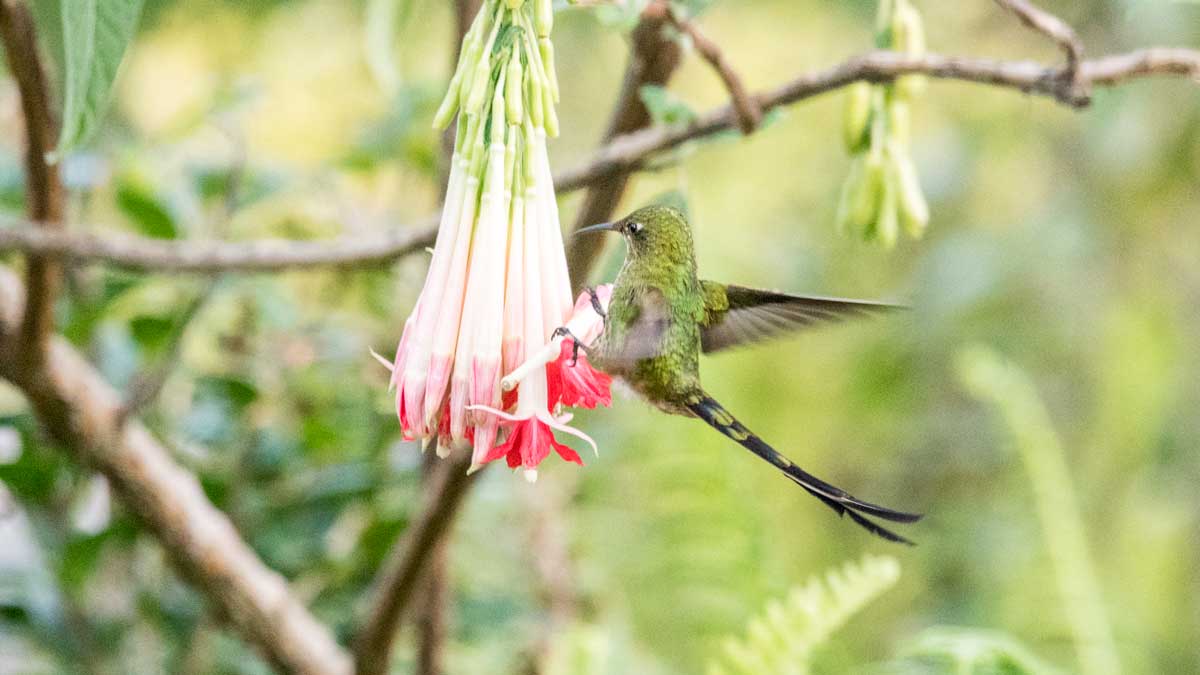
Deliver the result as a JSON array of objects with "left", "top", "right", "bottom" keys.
[{"left": 55, "top": 0, "right": 145, "bottom": 154}]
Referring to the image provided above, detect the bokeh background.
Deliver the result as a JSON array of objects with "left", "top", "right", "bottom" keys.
[{"left": 1, "top": 0, "right": 1198, "bottom": 673}]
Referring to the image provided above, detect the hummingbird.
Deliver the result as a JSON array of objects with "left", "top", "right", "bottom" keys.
[{"left": 567, "top": 205, "right": 922, "bottom": 544}]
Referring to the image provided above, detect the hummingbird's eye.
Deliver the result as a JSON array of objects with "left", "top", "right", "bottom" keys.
[{"left": 628, "top": 221, "right": 643, "bottom": 235}]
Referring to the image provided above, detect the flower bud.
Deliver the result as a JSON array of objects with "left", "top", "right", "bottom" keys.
[
  {"left": 851, "top": 152, "right": 886, "bottom": 233},
  {"left": 874, "top": 172, "right": 899, "bottom": 247},
  {"left": 890, "top": 146, "right": 929, "bottom": 236},
  {"left": 843, "top": 82, "right": 873, "bottom": 153},
  {"left": 835, "top": 156, "right": 865, "bottom": 235},
  {"left": 539, "top": 37, "right": 559, "bottom": 103},
  {"left": 505, "top": 54, "right": 524, "bottom": 125},
  {"left": 535, "top": 0, "right": 553, "bottom": 37}
]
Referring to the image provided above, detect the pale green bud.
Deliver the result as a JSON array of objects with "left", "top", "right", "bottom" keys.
[
  {"left": 874, "top": 172, "right": 899, "bottom": 247},
  {"left": 535, "top": 0, "right": 553, "bottom": 37},
  {"left": 890, "top": 145, "right": 929, "bottom": 236},
  {"left": 886, "top": 98, "right": 910, "bottom": 148},
  {"left": 522, "top": 117, "right": 538, "bottom": 187},
  {"left": 541, "top": 78, "right": 559, "bottom": 137},
  {"left": 505, "top": 54, "right": 524, "bottom": 125},
  {"left": 432, "top": 67, "right": 464, "bottom": 130},
  {"left": 539, "top": 37, "right": 559, "bottom": 103},
  {"left": 490, "top": 74, "right": 507, "bottom": 141},
  {"left": 527, "top": 56, "right": 544, "bottom": 129},
  {"left": 893, "top": 5, "right": 925, "bottom": 55},
  {"left": 851, "top": 152, "right": 886, "bottom": 232},
  {"left": 466, "top": 53, "right": 492, "bottom": 114},
  {"left": 506, "top": 0, "right": 524, "bottom": 9},
  {"left": 843, "top": 82, "right": 873, "bottom": 153}
]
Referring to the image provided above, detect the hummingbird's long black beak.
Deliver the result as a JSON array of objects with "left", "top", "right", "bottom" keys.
[{"left": 574, "top": 222, "right": 616, "bottom": 236}]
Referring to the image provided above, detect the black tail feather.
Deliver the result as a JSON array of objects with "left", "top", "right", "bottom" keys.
[{"left": 686, "top": 392, "right": 922, "bottom": 545}]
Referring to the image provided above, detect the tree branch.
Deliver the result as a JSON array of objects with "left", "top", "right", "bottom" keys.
[
  {"left": 564, "top": 0, "right": 682, "bottom": 292},
  {"left": 352, "top": 450, "right": 478, "bottom": 675},
  {"left": 664, "top": 5, "right": 761, "bottom": 134},
  {"left": 0, "top": 0, "right": 65, "bottom": 366},
  {"left": 993, "top": 0, "right": 1083, "bottom": 75},
  {"left": 3, "top": 45, "right": 1194, "bottom": 276},
  {"left": 0, "top": 268, "right": 352, "bottom": 675}
]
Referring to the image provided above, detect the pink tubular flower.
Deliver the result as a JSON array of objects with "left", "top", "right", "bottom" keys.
[{"left": 381, "top": 0, "right": 610, "bottom": 479}]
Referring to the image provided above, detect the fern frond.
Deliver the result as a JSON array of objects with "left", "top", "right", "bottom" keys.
[{"left": 706, "top": 554, "right": 901, "bottom": 675}]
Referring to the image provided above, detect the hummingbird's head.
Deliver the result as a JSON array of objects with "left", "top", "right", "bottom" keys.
[{"left": 576, "top": 205, "right": 694, "bottom": 264}]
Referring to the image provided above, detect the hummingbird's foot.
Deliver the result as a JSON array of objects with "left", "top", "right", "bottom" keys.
[
  {"left": 552, "top": 326, "right": 591, "bottom": 366},
  {"left": 585, "top": 286, "right": 607, "bottom": 321}
]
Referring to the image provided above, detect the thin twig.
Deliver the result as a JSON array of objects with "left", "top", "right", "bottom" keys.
[
  {"left": 664, "top": 6, "right": 762, "bottom": 134},
  {"left": 352, "top": 450, "right": 478, "bottom": 675},
  {"left": 118, "top": 279, "right": 218, "bottom": 422},
  {"left": 0, "top": 0, "right": 65, "bottom": 367},
  {"left": 564, "top": 0, "right": 682, "bottom": 293},
  {"left": 0, "top": 268, "right": 352, "bottom": 675},
  {"left": 993, "top": 0, "right": 1086, "bottom": 101},
  {"left": 993, "top": 0, "right": 1083, "bottom": 74}
]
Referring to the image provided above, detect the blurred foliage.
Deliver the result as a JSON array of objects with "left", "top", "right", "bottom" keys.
[{"left": 1, "top": 0, "right": 1199, "bottom": 673}]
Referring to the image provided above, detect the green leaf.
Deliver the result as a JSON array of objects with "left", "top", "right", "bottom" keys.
[
  {"left": 55, "top": 0, "right": 146, "bottom": 154},
  {"left": 638, "top": 84, "right": 697, "bottom": 126},
  {"left": 116, "top": 182, "right": 177, "bottom": 239}
]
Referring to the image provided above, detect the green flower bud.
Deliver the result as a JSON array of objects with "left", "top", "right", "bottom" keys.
[
  {"left": 527, "top": 56, "right": 544, "bottom": 129},
  {"left": 535, "top": 0, "right": 553, "bottom": 37},
  {"left": 539, "top": 37, "right": 559, "bottom": 103},
  {"left": 874, "top": 175, "right": 899, "bottom": 248},
  {"left": 542, "top": 77, "right": 559, "bottom": 137},
  {"left": 506, "top": 0, "right": 524, "bottom": 9},
  {"left": 886, "top": 98, "right": 910, "bottom": 148},
  {"left": 490, "top": 75, "right": 507, "bottom": 141},
  {"left": 522, "top": 117, "right": 538, "bottom": 187},
  {"left": 432, "top": 67, "right": 464, "bottom": 130},
  {"left": 893, "top": 4, "right": 925, "bottom": 55},
  {"left": 504, "top": 125, "right": 518, "bottom": 193},
  {"left": 851, "top": 152, "right": 886, "bottom": 233},
  {"left": 843, "top": 82, "right": 873, "bottom": 153},
  {"left": 890, "top": 145, "right": 929, "bottom": 236},
  {"left": 466, "top": 53, "right": 492, "bottom": 115},
  {"left": 505, "top": 54, "right": 524, "bottom": 125}
]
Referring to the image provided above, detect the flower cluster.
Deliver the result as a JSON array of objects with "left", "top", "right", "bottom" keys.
[
  {"left": 837, "top": 0, "right": 930, "bottom": 246},
  {"left": 382, "top": 0, "right": 613, "bottom": 479}
]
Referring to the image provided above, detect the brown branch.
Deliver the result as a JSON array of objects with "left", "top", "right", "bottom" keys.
[
  {"left": 993, "top": 0, "right": 1086, "bottom": 101},
  {"left": 0, "top": 216, "right": 437, "bottom": 272},
  {"left": 0, "top": 0, "right": 65, "bottom": 367},
  {"left": 993, "top": 0, "right": 1083, "bottom": 74},
  {"left": 564, "top": 0, "right": 682, "bottom": 292},
  {"left": 0, "top": 269, "right": 352, "bottom": 675},
  {"left": 664, "top": 6, "right": 761, "bottom": 134},
  {"left": 1, "top": 50, "right": 1198, "bottom": 275},
  {"left": 352, "top": 450, "right": 478, "bottom": 675}
]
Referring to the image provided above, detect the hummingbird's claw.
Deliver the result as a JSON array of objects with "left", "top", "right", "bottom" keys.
[{"left": 552, "top": 326, "right": 590, "bottom": 366}]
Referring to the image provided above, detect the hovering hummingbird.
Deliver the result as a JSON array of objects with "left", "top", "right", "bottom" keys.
[{"left": 566, "top": 205, "right": 922, "bottom": 543}]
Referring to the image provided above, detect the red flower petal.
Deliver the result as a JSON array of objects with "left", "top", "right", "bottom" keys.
[
  {"left": 548, "top": 341, "right": 612, "bottom": 409},
  {"left": 479, "top": 415, "right": 584, "bottom": 471}
]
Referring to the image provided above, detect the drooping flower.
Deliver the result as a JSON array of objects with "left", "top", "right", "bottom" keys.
[{"left": 382, "top": 0, "right": 612, "bottom": 476}]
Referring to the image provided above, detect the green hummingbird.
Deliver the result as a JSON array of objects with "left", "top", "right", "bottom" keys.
[{"left": 568, "top": 205, "right": 922, "bottom": 544}]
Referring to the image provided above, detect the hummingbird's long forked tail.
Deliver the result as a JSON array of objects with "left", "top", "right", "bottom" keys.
[{"left": 685, "top": 392, "right": 923, "bottom": 544}]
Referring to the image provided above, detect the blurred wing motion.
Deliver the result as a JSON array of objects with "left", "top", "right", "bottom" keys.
[
  {"left": 685, "top": 391, "right": 922, "bottom": 544},
  {"left": 600, "top": 286, "right": 671, "bottom": 370},
  {"left": 701, "top": 282, "right": 904, "bottom": 354}
]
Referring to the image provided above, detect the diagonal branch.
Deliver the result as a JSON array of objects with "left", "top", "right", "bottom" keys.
[
  {"left": 0, "top": 0, "right": 65, "bottom": 367},
  {"left": 993, "top": 0, "right": 1083, "bottom": 74},
  {"left": 0, "top": 268, "right": 352, "bottom": 675},
  {"left": 352, "top": 450, "right": 478, "bottom": 675},
  {"left": 664, "top": 5, "right": 761, "bottom": 134}
]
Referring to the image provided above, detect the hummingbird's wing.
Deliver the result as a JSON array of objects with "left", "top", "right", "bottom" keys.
[
  {"left": 601, "top": 286, "right": 671, "bottom": 370},
  {"left": 700, "top": 282, "right": 903, "bottom": 354}
]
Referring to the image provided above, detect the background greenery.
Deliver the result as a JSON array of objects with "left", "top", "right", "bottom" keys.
[{"left": 1, "top": 0, "right": 1198, "bottom": 673}]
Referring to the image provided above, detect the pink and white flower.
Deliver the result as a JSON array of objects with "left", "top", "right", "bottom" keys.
[{"left": 380, "top": 0, "right": 612, "bottom": 478}]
